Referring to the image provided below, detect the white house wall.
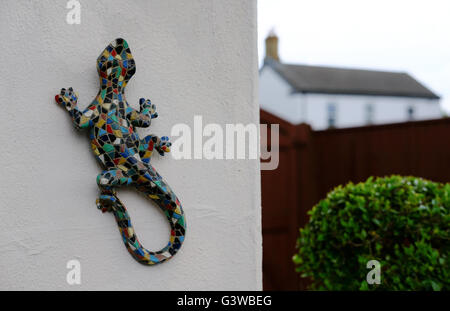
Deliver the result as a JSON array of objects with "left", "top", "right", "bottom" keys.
[
  {"left": 304, "top": 94, "right": 441, "bottom": 130},
  {"left": 259, "top": 66, "right": 304, "bottom": 124}
]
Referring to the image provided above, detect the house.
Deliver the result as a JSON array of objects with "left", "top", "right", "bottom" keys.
[{"left": 259, "top": 33, "right": 442, "bottom": 130}]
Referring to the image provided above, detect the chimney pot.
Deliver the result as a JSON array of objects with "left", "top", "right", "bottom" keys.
[{"left": 265, "top": 30, "right": 279, "bottom": 62}]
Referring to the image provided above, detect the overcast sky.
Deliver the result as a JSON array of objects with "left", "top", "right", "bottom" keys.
[{"left": 258, "top": 0, "right": 450, "bottom": 112}]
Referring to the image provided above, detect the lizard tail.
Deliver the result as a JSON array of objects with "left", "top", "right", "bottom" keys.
[{"left": 103, "top": 182, "right": 186, "bottom": 265}]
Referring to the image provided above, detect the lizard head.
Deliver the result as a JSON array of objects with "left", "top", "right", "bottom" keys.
[{"left": 96, "top": 38, "right": 136, "bottom": 90}]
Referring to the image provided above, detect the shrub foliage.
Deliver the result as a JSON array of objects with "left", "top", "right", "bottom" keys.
[{"left": 293, "top": 176, "right": 449, "bottom": 290}]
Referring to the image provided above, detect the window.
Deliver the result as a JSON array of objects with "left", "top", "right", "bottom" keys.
[
  {"left": 407, "top": 106, "right": 415, "bottom": 120},
  {"left": 366, "top": 103, "right": 374, "bottom": 124},
  {"left": 327, "top": 103, "right": 336, "bottom": 128}
]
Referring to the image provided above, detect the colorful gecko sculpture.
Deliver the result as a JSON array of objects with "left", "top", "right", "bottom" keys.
[{"left": 54, "top": 38, "right": 185, "bottom": 265}]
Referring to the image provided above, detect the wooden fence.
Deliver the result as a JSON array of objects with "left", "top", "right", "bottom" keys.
[{"left": 260, "top": 109, "right": 450, "bottom": 290}]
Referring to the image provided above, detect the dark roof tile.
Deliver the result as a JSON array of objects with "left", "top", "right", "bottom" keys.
[{"left": 268, "top": 62, "right": 439, "bottom": 99}]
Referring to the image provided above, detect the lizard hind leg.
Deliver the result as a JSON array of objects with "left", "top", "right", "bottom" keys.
[
  {"left": 96, "top": 169, "right": 132, "bottom": 213},
  {"left": 139, "top": 135, "right": 172, "bottom": 165}
]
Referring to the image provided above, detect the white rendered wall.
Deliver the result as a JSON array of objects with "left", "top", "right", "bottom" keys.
[
  {"left": 259, "top": 65, "right": 442, "bottom": 129},
  {"left": 304, "top": 93, "right": 441, "bottom": 130},
  {"left": 0, "top": 0, "right": 261, "bottom": 290},
  {"left": 259, "top": 66, "right": 304, "bottom": 124}
]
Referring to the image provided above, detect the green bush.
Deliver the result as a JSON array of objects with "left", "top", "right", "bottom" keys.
[{"left": 293, "top": 175, "right": 449, "bottom": 290}]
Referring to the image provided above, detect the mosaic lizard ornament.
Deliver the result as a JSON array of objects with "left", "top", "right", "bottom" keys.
[{"left": 54, "top": 38, "right": 186, "bottom": 265}]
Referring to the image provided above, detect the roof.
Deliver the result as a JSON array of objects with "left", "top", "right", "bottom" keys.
[{"left": 266, "top": 61, "right": 440, "bottom": 99}]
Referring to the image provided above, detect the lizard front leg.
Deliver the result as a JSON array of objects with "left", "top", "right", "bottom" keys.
[
  {"left": 126, "top": 98, "right": 158, "bottom": 128},
  {"left": 55, "top": 87, "right": 98, "bottom": 129}
]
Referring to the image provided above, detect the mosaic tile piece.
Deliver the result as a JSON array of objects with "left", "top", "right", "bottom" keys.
[{"left": 55, "top": 38, "right": 186, "bottom": 265}]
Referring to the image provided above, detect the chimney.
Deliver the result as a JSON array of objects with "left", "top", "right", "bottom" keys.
[{"left": 265, "top": 30, "right": 279, "bottom": 62}]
